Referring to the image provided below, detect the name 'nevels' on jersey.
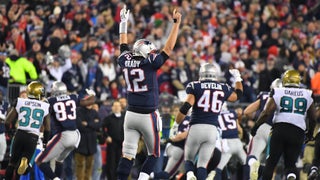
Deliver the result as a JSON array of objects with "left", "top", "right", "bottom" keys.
[
  {"left": 186, "top": 80, "right": 233, "bottom": 126},
  {"left": 117, "top": 44, "right": 169, "bottom": 113},
  {"left": 48, "top": 94, "right": 80, "bottom": 132}
]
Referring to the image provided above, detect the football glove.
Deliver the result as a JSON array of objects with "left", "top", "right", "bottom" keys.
[
  {"left": 119, "top": 5, "right": 130, "bottom": 33},
  {"left": 229, "top": 69, "right": 242, "bottom": 82},
  {"left": 86, "top": 88, "right": 96, "bottom": 96}
]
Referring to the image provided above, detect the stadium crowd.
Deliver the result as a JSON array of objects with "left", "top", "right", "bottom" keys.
[{"left": 1, "top": 0, "right": 320, "bottom": 179}]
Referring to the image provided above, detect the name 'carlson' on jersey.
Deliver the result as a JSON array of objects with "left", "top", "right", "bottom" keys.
[
  {"left": 48, "top": 94, "right": 80, "bottom": 132},
  {"left": 186, "top": 80, "right": 234, "bottom": 126},
  {"left": 117, "top": 45, "right": 169, "bottom": 113}
]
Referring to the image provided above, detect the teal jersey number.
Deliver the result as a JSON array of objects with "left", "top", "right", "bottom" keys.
[
  {"left": 280, "top": 96, "right": 307, "bottom": 115},
  {"left": 19, "top": 107, "right": 44, "bottom": 129}
]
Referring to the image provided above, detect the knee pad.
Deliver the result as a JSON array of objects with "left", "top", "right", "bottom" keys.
[{"left": 123, "top": 142, "right": 138, "bottom": 159}]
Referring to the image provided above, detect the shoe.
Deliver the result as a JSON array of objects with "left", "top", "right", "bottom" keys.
[
  {"left": 250, "top": 160, "right": 260, "bottom": 180},
  {"left": 308, "top": 166, "right": 319, "bottom": 180},
  {"left": 17, "top": 157, "right": 28, "bottom": 175},
  {"left": 206, "top": 170, "right": 216, "bottom": 180},
  {"left": 187, "top": 171, "right": 197, "bottom": 180}
]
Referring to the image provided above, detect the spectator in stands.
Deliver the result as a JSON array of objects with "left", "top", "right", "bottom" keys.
[
  {"left": 311, "top": 62, "right": 320, "bottom": 95},
  {"left": 99, "top": 49, "right": 117, "bottom": 82},
  {"left": 75, "top": 102, "right": 101, "bottom": 180},
  {"left": 5, "top": 49, "right": 38, "bottom": 85},
  {"left": 170, "top": 57, "right": 191, "bottom": 95},
  {"left": 0, "top": 49, "right": 9, "bottom": 97},
  {"left": 103, "top": 100, "right": 125, "bottom": 180}
]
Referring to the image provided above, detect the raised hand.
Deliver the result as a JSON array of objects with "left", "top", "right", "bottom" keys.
[
  {"left": 229, "top": 69, "right": 242, "bottom": 82},
  {"left": 120, "top": 5, "right": 130, "bottom": 23},
  {"left": 172, "top": 8, "right": 181, "bottom": 24}
]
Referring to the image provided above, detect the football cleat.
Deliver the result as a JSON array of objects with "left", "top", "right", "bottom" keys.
[
  {"left": 17, "top": 157, "right": 28, "bottom": 175},
  {"left": 250, "top": 160, "right": 260, "bottom": 180},
  {"left": 281, "top": 69, "right": 301, "bottom": 87},
  {"left": 27, "top": 81, "right": 45, "bottom": 100},
  {"left": 308, "top": 166, "right": 319, "bottom": 180}
]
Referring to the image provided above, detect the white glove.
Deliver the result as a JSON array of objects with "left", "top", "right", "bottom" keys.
[
  {"left": 169, "top": 122, "right": 179, "bottom": 138},
  {"left": 229, "top": 69, "right": 242, "bottom": 82},
  {"left": 119, "top": 5, "right": 130, "bottom": 34},
  {"left": 85, "top": 88, "right": 96, "bottom": 96}
]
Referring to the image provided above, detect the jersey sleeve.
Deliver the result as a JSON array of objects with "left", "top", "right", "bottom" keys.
[
  {"left": 117, "top": 52, "right": 131, "bottom": 68},
  {"left": 222, "top": 83, "right": 234, "bottom": 100},
  {"left": 185, "top": 82, "right": 195, "bottom": 95},
  {"left": 149, "top": 51, "right": 169, "bottom": 69}
]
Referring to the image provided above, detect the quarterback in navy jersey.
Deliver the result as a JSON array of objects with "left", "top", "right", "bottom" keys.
[
  {"left": 175, "top": 63, "right": 243, "bottom": 180},
  {"left": 116, "top": 5, "right": 181, "bottom": 180},
  {"left": 35, "top": 81, "right": 95, "bottom": 180}
]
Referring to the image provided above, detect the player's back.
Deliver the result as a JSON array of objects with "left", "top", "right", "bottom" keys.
[
  {"left": 16, "top": 97, "right": 50, "bottom": 135},
  {"left": 218, "top": 110, "right": 239, "bottom": 139},
  {"left": 118, "top": 50, "right": 169, "bottom": 113},
  {"left": 48, "top": 94, "right": 79, "bottom": 132},
  {"left": 187, "top": 80, "right": 233, "bottom": 126},
  {"left": 272, "top": 87, "right": 313, "bottom": 131}
]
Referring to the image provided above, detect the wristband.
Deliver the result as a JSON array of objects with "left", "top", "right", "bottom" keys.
[
  {"left": 173, "top": 19, "right": 177, "bottom": 23},
  {"left": 119, "top": 21, "right": 127, "bottom": 34}
]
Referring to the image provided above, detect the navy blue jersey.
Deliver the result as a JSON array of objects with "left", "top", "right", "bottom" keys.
[
  {"left": 172, "top": 116, "right": 190, "bottom": 148},
  {"left": 118, "top": 44, "right": 169, "bottom": 113},
  {"left": 0, "top": 101, "right": 9, "bottom": 133},
  {"left": 218, "top": 110, "right": 239, "bottom": 139},
  {"left": 254, "top": 91, "right": 273, "bottom": 125},
  {"left": 48, "top": 94, "right": 80, "bottom": 132},
  {"left": 186, "top": 80, "right": 234, "bottom": 126}
]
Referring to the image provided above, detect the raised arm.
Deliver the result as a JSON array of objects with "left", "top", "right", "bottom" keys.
[
  {"left": 119, "top": 5, "right": 130, "bottom": 45},
  {"left": 162, "top": 9, "right": 182, "bottom": 55}
]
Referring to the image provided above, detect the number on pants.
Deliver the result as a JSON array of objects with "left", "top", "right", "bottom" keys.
[
  {"left": 19, "top": 107, "right": 44, "bottom": 129},
  {"left": 53, "top": 100, "right": 76, "bottom": 121},
  {"left": 280, "top": 96, "right": 307, "bottom": 115},
  {"left": 123, "top": 68, "right": 148, "bottom": 92},
  {"left": 197, "top": 90, "right": 225, "bottom": 113}
]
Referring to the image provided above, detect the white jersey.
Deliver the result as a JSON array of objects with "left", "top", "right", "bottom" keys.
[
  {"left": 272, "top": 87, "right": 313, "bottom": 131},
  {"left": 15, "top": 98, "right": 50, "bottom": 135}
]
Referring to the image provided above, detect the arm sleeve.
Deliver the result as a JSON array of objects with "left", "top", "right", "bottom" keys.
[
  {"left": 185, "top": 82, "right": 195, "bottom": 95},
  {"left": 223, "top": 83, "right": 234, "bottom": 100},
  {"left": 150, "top": 52, "right": 169, "bottom": 69},
  {"left": 24, "top": 59, "right": 38, "bottom": 80}
]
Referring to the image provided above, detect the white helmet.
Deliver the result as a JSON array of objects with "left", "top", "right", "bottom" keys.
[
  {"left": 270, "top": 78, "right": 282, "bottom": 89},
  {"left": 51, "top": 81, "right": 67, "bottom": 96},
  {"left": 58, "top": 45, "right": 71, "bottom": 59},
  {"left": 199, "top": 63, "right": 218, "bottom": 81},
  {"left": 132, "top": 39, "right": 157, "bottom": 58}
]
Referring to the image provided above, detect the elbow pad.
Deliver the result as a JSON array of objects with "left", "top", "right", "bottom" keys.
[
  {"left": 235, "top": 89, "right": 243, "bottom": 100},
  {"left": 179, "top": 102, "right": 192, "bottom": 115}
]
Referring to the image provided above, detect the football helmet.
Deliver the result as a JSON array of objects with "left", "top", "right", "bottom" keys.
[
  {"left": 270, "top": 78, "right": 282, "bottom": 89},
  {"left": 282, "top": 69, "right": 301, "bottom": 87},
  {"left": 199, "top": 63, "right": 218, "bottom": 81},
  {"left": 51, "top": 81, "right": 68, "bottom": 96},
  {"left": 132, "top": 39, "right": 157, "bottom": 58},
  {"left": 58, "top": 45, "right": 71, "bottom": 59},
  {"left": 27, "top": 81, "right": 45, "bottom": 100}
]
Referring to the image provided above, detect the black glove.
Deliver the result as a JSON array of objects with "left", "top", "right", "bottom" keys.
[
  {"left": 251, "top": 125, "right": 259, "bottom": 137},
  {"left": 304, "top": 131, "right": 314, "bottom": 144}
]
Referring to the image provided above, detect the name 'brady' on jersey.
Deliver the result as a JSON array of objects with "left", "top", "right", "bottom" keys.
[{"left": 117, "top": 45, "right": 169, "bottom": 113}]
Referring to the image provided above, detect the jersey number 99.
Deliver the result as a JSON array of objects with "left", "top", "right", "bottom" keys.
[{"left": 280, "top": 96, "right": 307, "bottom": 115}]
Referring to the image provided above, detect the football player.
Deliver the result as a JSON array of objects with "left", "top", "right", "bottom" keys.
[
  {"left": 254, "top": 70, "right": 317, "bottom": 180},
  {"left": 244, "top": 78, "right": 282, "bottom": 180},
  {"left": 5, "top": 81, "right": 50, "bottom": 180},
  {"left": 35, "top": 81, "right": 95, "bottom": 180},
  {"left": 175, "top": 63, "right": 243, "bottom": 180},
  {"left": 116, "top": 5, "right": 181, "bottom": 180},
  {"left": 150, "top": 116, "right": 190, "bottom": 179},
  {"left": 210, "top": 106, "right": 246, "bottom": 180}
]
